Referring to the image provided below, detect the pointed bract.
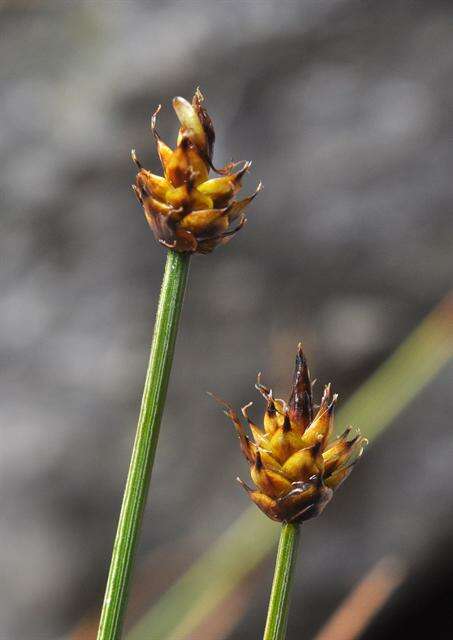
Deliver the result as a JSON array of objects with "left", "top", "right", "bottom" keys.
[{"left": 288, "top": 343, "right": 313, "bottom": 433}]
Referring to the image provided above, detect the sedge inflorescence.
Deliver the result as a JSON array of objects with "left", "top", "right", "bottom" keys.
[
  {"left": 213, "top": 345, "right": 367, "bottom": 524},
  {"left": 132, "top": 89, "right": 261, "bottom": 254}
]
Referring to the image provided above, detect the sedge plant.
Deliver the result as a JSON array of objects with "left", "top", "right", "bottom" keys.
[
  {"left": 97, "top": 90, "right": 260, "bottom": 640},
  {"left": 214, "top": 344, "right": 367, "bottom": 639},
  {"left": 97, "top": 85, "right": 438, "bottom": 640}
]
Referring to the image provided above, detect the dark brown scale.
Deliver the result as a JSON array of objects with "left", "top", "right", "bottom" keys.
[
  {"left": 137, "top": 179, "right": 149, "bottom": 198},
  {"left": 267, "top": 400, "right": 276, "bottom": 417},
  {"left": 282, "top": 413, "right": 291, "bottom": 432},
  {"left": 255, "top": 450, "right": 263, "bottom": 470},
  {"left": 288, "top": 344, "right": 313, "bottom": 431},
  {"left": 193, "top": 101, "right": 215, "bottom": 160}
]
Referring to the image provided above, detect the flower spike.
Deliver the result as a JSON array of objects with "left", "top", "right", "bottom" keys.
[
  {"left": 213, "top": 344, "right": 367, "bottom": 524},
  {"left": 133, "top": 90, "right": 260, "bottom": 254}
]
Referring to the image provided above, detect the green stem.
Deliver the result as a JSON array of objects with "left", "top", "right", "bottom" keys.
[
  {"left": 97, "top": 250, "right": 190, "bottom": 640},
  {"left": 263, "top": 523, "right": 301, "bottom": 640}
]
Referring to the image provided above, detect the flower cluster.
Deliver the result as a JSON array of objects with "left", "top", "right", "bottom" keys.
[
  {"left": 213, "top": 345, "right": 366, "bottom": 523},
  {"left": 132, "top": 89, "right": 260, "bottom": 254}
]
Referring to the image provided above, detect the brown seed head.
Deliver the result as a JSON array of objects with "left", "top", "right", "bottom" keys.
[
  {"left": 132, "top": 89, "right": 261, "bottom": 254},
  {"left": 213, "top": 344, "right": 367, "bottom": 524}
]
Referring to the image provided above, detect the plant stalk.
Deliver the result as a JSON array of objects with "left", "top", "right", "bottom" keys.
[
  {"left": 263, "top": 523, "right": 301, "bottom": 640},
  {"left": 97, "top": 250, "right": 191, "bottom": 640}
]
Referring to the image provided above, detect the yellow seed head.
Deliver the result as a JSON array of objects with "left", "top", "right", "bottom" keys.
[
  {"left": 132, "top": 89, "right": 261, "bottom": 254},
  {"left": 213, "top": 344, "right": 367, "bottom": 524}
]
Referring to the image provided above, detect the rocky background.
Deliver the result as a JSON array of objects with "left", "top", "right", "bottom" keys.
[{"left": 1, "top": 1, "right": 452, "bottom": 638}]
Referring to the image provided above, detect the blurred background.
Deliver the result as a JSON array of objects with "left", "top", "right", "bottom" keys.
[{"left": 1, "top": 1, "right": 452, "bottom": 639}]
